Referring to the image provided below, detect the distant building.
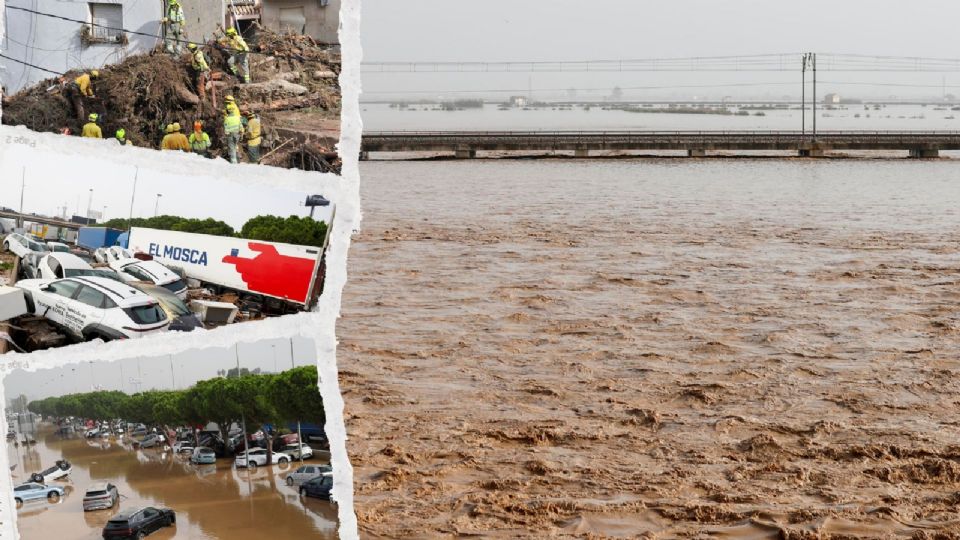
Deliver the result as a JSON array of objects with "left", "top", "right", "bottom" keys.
[
  {"left": 260, "top": 0, "right": 341, "bottom": 44},
  {"left": 509, "top": 95, "right": 528, "bottom": 108},
  {"left": 823, "top": 93, "right": 841, "bottom": 104}
]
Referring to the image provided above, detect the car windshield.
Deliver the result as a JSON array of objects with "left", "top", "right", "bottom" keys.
[
  {"left": 67, "top": 269, "right": 122, "bottom": 281},
  {"left": 86, "top": 490, "right": 107, "bottom": 497},
  {"left": 136, "top": 285, "right": 191, "bottom": 316},
  {"left": 27, "top": 240, "right": 48, "bottom": 251},
  {"left": 123, "top": 304, "right": 167, "bottom": 325},
  {"left": 105, "top": 520, "right": 130, "bottom": 528},
  {"left": 161, "top": 278, "right": 186, "bottom": 294},
  {"left": 50, "top": 245, "right": 70, "bottom": 252}
]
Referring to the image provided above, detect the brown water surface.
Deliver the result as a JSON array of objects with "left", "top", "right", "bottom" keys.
[
  {"left": 10, "top": 425, "right": 337, "bottom": 539},
  {"left": 341, "top": 159, "right": 960, "bottom": 538}
]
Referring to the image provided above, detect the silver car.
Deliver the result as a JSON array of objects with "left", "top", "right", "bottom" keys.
[
  {"left": 83, "top": 482, "right": 119, "bottom": 511},
  {"left": 284, "top": 464, "right": 332, "bottom": 486}
]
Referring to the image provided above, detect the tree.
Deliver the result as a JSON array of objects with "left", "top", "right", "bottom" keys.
[{"left": 240, "top": 215, "right": 328, "bottom": 248}]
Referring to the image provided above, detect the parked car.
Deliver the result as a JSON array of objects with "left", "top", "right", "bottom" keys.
[
  {"left": 172, "top": 439, "right": 195, "bottom": 454},
  {"left": 85, "top": 427, "right": 101, "bottom": 438},
  {"left": 282, "top": 443, "right": 314, "bottom": 460},
  {"left": 13, "top": 482, "right": 64, "bottom": 507},
  {"left": 234, "top": 447, "right": 291, "bottom": 468},
  {"left": 191, "top": 447, "right": 217, "bottom": 464},
  {"left": 82, "top": 482, "right": 119, "bottom": 511},
  {"left": 46, "top": 242, "right": 71, "bottom": 253},
  {"left": 29, "top": 459, "right": 71, "bottom": 483},
  {"left": 130, "top": 283, "right": 202, "bottom": 332},
  {"left": 102, "top": 507, "right": 175, "bottom": 539},
  {"left": 34, "top": 252, "right": 120, "bottom": 281},
  {"left": 3, "top": 233, "right": 49, "bottom": 258},
  {"left": 285, "top": 464, "right": 331, "bottom": 486},
  {"left": 16, "top": 276, "right": 170, "bottom": 342},
  {"left": 137, "top": 434, "right": 160, "bottom": 449},
  {"left": 110, "top": 258, "right": 188, "bottom": 299},
  {"left": 299, "top": 475, "right": 334, "bottom": 499}
]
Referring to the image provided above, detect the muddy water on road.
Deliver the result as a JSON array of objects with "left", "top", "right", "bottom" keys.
[
  {"left": 341, "top": 159, "right": 960, "bottom": 537},
  {"left": 10, "top": 426, "right": 337, "bottom": 540}
]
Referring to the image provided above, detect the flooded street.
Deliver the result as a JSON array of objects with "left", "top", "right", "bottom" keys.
[
  {"left": 10, "top": 425, "right": 337, "bottom": 539},
  {"left": 341, "top": 159, "right": 960, "bottom": 537}
]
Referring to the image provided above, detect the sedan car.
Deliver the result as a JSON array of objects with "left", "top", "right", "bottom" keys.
[
  {"left": 35, "top": 252, "right": 103, "bottom": 280},
  {"left": 4, "top": 233, "right": 49, "bottom": 258},
  {"left": 285, "top": 464, "right": 331, "bottom": 486},
  {"left": 137, "top": 434, "right": 160, "bottom": 449},
  {"left": 82, "top": 482, "right": 119, "bottom": 511},
  {"left": 234, "top": 447, "right": 291, "bottom": 468},
  {"left": 282, "top": 443, "right": 314, "bottom": 460},
  {"left": 110, "top": 258, "right": 188, "bottom": 300},
  {"left": 102, "top": 507, "right": 175, "bottom": 539},
  {"left": 299, "top": 475, "right": 333, "bottom": 499},
  {"left": 130, "top": 283, "right": 201, "bottom": 332},
  {"left": 191, "top": 447, "right": 217, "bottom": 464},
  {"left": 13, "top": 482, "right": 64, "bottom": 507},
  {"left": 16, "top": 276, "right": 170, "bottom": 342}
]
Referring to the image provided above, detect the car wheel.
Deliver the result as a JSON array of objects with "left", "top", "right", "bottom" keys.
[
  {"left": 278, "top": 457, "right": 289, "bottom": 464},
  {"left": 47, "top": 491, "right": 60, "bottom": 502},
  {"left": 136, "top": 532, "right": 145, "bottom": 540},
  {"left": 14, "top": 498, "right": 22, "bottom": 508},
  {"left": 248, "top": 460, "right": 258, "bottom": 468},
  {"left": 2, "top": 242, "right": 8, "bottom": 252},
  {"left": 286, "top": 476, "right": 294, "bottom": 486},
  {"left": 299, "top": 488, "right": 305, "bottom": 497}
]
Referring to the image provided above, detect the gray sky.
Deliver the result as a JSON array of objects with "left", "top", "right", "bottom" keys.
[
  {"left": 5, "top": 336, "right": 318, "bottom": 403},
  {"left": 361, "top": 1, "right": 960, "bottom": 101}
]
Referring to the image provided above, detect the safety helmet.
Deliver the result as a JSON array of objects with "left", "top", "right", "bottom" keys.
[
  {"left": 90, "top": 70, "right": 100, "bottom": 78},
  {"left": 172, "top": 122, "right": 181, "bottom": 132},
  {"left": 88, "top": 113, "right": 99, "bottom": 122},
  {"left": 225, "top": 95, "right": 235, "bottom": 103},
  {"left": 116, "top": 128, "right": 126, "bottom": 139},
  {"left": 170, "top": 0, "right": 179, "bottom": 5},
  {"left": 165, "top": 123, "right": 174, "bottom": 133},
  {"left": 188, "top": 43, "right": 197, "bottom": 50},
  {"left": 193, "top": 120, "right": 203, "bottom": 131},
  {"left": 245, "top": 110, "right": 256, "bottom": 118},
  {"left": 225, "top": 28, "right": 237, "bottom": 36}
]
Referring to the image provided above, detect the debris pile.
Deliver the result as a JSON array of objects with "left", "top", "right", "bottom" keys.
[{"left": 1, "top": 25, "right": 341, "bottom": 174}]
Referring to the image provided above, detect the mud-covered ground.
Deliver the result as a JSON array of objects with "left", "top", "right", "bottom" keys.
[{"left": 339, "top": 159, "right": 960, "bottom": 538}]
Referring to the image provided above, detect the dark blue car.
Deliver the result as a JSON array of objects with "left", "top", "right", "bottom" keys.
[{"left": 299, "top": 475, "right": 333, "bottom": 499}]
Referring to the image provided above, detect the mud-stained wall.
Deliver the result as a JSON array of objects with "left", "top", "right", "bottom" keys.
[
  {"left": 2, "top": 0, "right": 162, "bottom": 94},
  {"left": 260, "top": 0, "right": 340, "bottom": 44}
]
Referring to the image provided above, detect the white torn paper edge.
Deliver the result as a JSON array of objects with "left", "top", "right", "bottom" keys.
[{"left": 0, "top": 0, "right": 363, "bottom": 534}]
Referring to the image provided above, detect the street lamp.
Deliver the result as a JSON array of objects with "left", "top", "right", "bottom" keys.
[
  {"left": 154, "top": 194, "right": 162, "bottom": 217},
  {"left": 18, "top": 168, "right": 26, "bottom": 228},
  {"left": 304, "top": 194, "right": 330, "bottom": 219},
  {"left": 87, "top": 188, "right": 94, "bottom": 219}
]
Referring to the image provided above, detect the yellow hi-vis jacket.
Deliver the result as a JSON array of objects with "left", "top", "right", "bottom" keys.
[
  {"left": 161, "top": 132, "right": 190, "bottom": 151},
  {"left": 81, "top": 122, "right": 102, "bottom": 138},
  {"left": 191, "top": 49, "right": 209, "bottom": 72},
  {"left": 223, "top": 113, "right": 243, "bottom": 135},
  {"left": 189, "top": 131, "right": 211, "bottom": 152},
  {"left": 245, "top": 117, "right": 261, "bottom": 147},
  {"left": 220, "top": 34, "right": 249, "bottom": 53},
  {"left": 75, "top": 73, "right": 94, "bottom": 96}
]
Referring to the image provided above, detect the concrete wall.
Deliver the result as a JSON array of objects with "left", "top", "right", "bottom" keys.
[
  {"left": 181, "top": 0, "right": 226, "bottom": 44},
  {"left": 260, "top": 0, "right": 339, "bottom": 44},
  {"left": 2, "top": 0, "right": 163, "bottom": 94}
]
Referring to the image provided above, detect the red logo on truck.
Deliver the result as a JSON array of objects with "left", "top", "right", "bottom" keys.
[{"left": 222, "top": 243, "right": 316, "bottom": 303}]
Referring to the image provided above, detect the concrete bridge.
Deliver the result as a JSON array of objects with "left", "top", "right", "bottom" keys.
[{"left": 360, "top": 130, "right": 960, "bottom": 159}]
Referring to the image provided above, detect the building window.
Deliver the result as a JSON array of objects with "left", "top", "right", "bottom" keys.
[{"left": 83, "top": 3, "right": 125, "bottom": 44}]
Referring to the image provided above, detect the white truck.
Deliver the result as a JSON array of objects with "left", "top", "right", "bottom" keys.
[{"left": 124, "top": 228, "right": 328, "bottom": 313}]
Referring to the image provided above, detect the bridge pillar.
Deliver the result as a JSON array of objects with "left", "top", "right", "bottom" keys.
[
  {"left": 687, "top": 149, "right": 706, "bottom": 158},
  {"left": 909, "top": 148, "right": 940, "bottom": 159},
  {"left": 798, "top": 148, "right": 824, "bottom": 157},
  {"left": 575, "top": 149, "right": 589, "bottom": 157},
  {"left": 359, "top": 151, "right": 370, "bottom": 161},
  {"left": 455, "top": 149, "right": 477, "bottom": 159}
]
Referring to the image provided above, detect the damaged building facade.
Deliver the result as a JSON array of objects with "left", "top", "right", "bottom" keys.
[{"left": 2, "top": 0, "right": 339, "bottom": 95}]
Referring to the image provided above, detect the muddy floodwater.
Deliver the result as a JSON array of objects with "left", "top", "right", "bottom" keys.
[
  {"left": 341, "top": 159, "right": 960, "bottom": 537},
  {"left": 10, "top": 425, "right": 337, "bottom": 539}
]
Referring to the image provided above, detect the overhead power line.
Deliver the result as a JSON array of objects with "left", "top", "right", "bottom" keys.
[{"left": 0, "top": 52, "right": 63, "bottom": 76}]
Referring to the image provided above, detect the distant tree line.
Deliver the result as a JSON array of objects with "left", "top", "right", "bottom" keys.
[
  {"left": 27, "top": 366, "right": 324, "bottom": 442},
  {"left": 101, "top": 215, "right": 328, "bottom": 248}
]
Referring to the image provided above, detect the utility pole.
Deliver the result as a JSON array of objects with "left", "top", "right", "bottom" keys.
[
  {"left": 236, "top": 344, "right": 250, "bottom": 462},
  {"left": 154, "top": 193, "right": 162, "bottom": 217},
  {"left": 128, "top": 167, "right": 138, "bottom": 227},
  {"left": 86, "top": 189, "right": 94, "bottom": 219},
  {"left": 18, "top": 168, "right": 25, "bottom": 228},
  {"left": 801, "top": 54, "right": 808, "bottom": 136}
]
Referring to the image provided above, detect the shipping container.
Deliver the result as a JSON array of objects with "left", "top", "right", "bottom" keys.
[{"left": 76, "top": 227, "right": 124, "bottom": 250}]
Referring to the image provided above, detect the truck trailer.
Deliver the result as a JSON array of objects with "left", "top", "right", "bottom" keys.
[
  {"left": 124, "top": 228, "right": 328, "bottom": 313},
  {"left": 76, "top": 227, "right": 124, "bottom": 251}
]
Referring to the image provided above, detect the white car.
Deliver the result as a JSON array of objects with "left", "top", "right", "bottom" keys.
[
  {"left": 16, "top": 276, "right": 170, "bottom": 341},
  {"left": 46, "top": 242, "right": 71, "bottom": 253},
  {"left": 109, "top": 258, "right": 188, "bottom": 300},
  {"left": 284, "top": 464, "right": 331, "bottom": 485},
  {"left": 3, "top": 233, "right": 49, "bottom": 258},
  {"left": 234, "top": 447, "right": 291, "bottom": 468},
  {"left": 282, "top": 443, "right": 314, "bottom": 460},
  {"left": 94, "top": 246, "right": 134, "bottom": 264},
  {"left": 35, "top": 252, "right": 110, "bottom": 280}
]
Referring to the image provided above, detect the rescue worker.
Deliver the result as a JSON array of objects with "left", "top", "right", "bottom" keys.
[
  {"left": 219, "top": 27, "right": 250, "bottom": 83},
  {"left": 223, "top": 97, "right": 244, "bottom": 164},
  {"left": 160, "top": 122, "right": 191, "bottom": 151},
  {"left": 187, "top": 42, "right": 210, "bottom": 98},
  {"left": 162, "top": 0, "right": 186, "bottom": 55},
  {"left": 244, "top": 111, "right": 262, "bottom": 163},
  {"left": 115, "top": 128, "right": 132, "bottom": 146},
  {"left": 188, "top": 120, "right": 212, "bottom": 157},
  {"left": 66, "top": 70, "right": 99, "bottom": 122},
  {"left": 81, "top": 113, "right": 102, "bottom": 138}
]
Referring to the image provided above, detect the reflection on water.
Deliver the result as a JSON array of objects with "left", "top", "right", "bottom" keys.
[{"left": 9, "top": 425, "right": 338, "bottom": 540}]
